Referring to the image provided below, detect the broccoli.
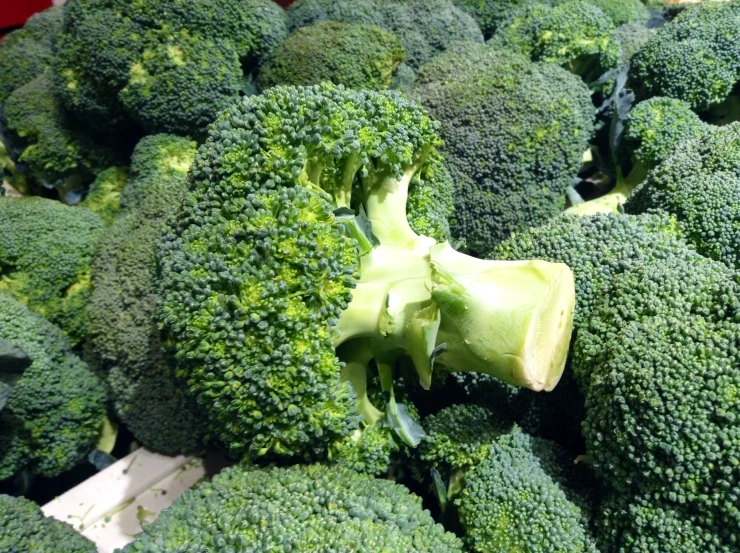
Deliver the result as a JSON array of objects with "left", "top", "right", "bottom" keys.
[
  {"left": 0, "top": 196, "right": 105, "bottom": 345},
  {"left": 574, "top": 256, "right": 740, "bottom": 542},
  {"left": 456, "top": 426, "right": 598, "bottom": 553},
  {"left": 86, "top": 135, "right": 207, "bottom": 455},
  {"left": 490, "top": 0, "right": 621, "bottom": 89},
  {"left": 286, "top": 0, "right": 484, "bottom": 70},
  {"left": 119, "top": 463, "right": 464, "bottom": 553},
  {"left": 558, "top": 0, "right": 650, "bottom": 27},
  {"left": 0, "top": 495, "right": 97, "bottom": 553},
  {"left": 626, "top": 122, "right": 740, "bottom": 271},
  {"left": 567, "top": 97, "right": 708, "bottom": 215},
  {"left": 0, "top": 293, "right": 106, "bottom": 481},
  {"left": 629, "top": 1, "right": 740, "bottom": 115},
  {"left": 614, "top": 22, "right": 655, "bottom": 67},
  {"left": 411, "top": 42, "right": 594, "bottom": 255},
  {"left": 53, "top": 0, "right": 287, "bottom": 136},
  {"left": 157, "top": 83, "right": 576, "bottom": 465},
  {"left": 0, "top": 7, "right": 63, "bottom": 105},
  {"left": 260, "top": 21, "right": 406, "bottom": 91},
  {"left": 1, "top": 72, "right": 128, "bottom": 199},
  {"left": 80, "top": 167, "right": 129, "bottom": 226},
  {"left": 597, "top": 492, "right": 734, "bottom": 553}
]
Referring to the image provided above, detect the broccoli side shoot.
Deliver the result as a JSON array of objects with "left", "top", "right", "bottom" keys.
[
  {"left": 0, "top": 293, "right": 106, "bottom": 480},
  {"left": 0, "top": 495, "right": 97, "bottom": 553},
  {"left": 87, "top": 134, "right": 207, "bottom": 455},
  {"left": 0, "top": 196, "right": 105, "bottom": 345},
  {"left": 260, "top": 21, "right": 405, "bottom": 91},
  {"left": 491, "top": 0, "right": 621, "bottom": 90},
  {"left": 157, "top": 83, "right": 576, "bottom": 465},
  {"left": 626, "top": 122, "right": 740, "bottom": 271},
  {"left": 412, "top": 42, "right": 595, "bottom": 255},
  {"left": 120, "top": 464, "right": 464, "bottom": 553},
  {"left": 287, "top": 0, "right": 484, "bottom": 69}
]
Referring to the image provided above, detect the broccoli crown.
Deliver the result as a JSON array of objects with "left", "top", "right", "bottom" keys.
[
  {"left": 287, "top": 0, "right": 484, "bottom": 69},
  {"left": 450, "top": 0, "right": 539, "bottom": 39},
  {"left": 614, "top": 22, "right": 655, "bottom": 67},
  {"left": 420, "top": 404, "right": 512, "bottom": 473},
  {"left": 2, "top": 72, "right": 125, "bottom": 188},
  {"left": 622, "top": 96, "right": 708, "bottom": 169},
  {"left": 491, "top": 0, "right": 621, "bottom": 87},
  {"left": 494, "top": 213, "right": 689, "bottom": 337},
  {"left": 412, "top": 42, "right": 594, "bottom": 254},
  {"left": 561, "top": 0, "right": 649, "bottom": 26},
  {"left": 81, "top": 166, "right": 129, "bottom": 226},
  {"left": 0, "top": 7, "right": 62, "bottom": 105},
  {"left": 0, "top": 196, "right": 105, "bottom": 345},
  {"left": 630, "top": 1, "right": 740, "bottom": 111},
  {"left": 627, "top": 123, "right": 740, "bottom": 271},
  {"left": 54, "top": 0, "right": 287, "bottom": 135},
  {"left": 0, "top": 495, "right": 97, "bottom": 553},
  {"left": 457, "top": 428, "right": 598, "bottom": 553},
  {"left": 597, "top": 492, "right": 734, "bottom": 553},
  {"left": 576, "top": 257, "right": 740, "bottom": 540},
  {"left": 260, "top": 21, "right": 405, "bottom": 91},
  {"left": 0, "top": 293, "right": 106, "bottom": 480},
  {"left": 87, "top": 134, "right": 206, "bottom": 455},
  {"left": 120, "top": 463, "right": 464, "bottom": 553}
]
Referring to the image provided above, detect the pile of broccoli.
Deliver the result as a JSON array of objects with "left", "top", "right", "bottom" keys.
[{"left": 4, "top": 1, "right": 740, "bottom": 553}]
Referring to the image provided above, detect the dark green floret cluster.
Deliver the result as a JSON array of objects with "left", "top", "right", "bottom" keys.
[
  {"left": 120, "top": 463, "right": 464, "bottom": 553},
  {"left": 412, "top": 42, "right": 594, "bottom": 254},
  {"left": 260, "top": 21, "right": 405, "bottom": 91},
  {"left": 86, "top": 134, "right": 206, "bottom": 455},
  {"left": 0, "top": 196, "right": 105, "bottom": 345},
  {"left": 286, "top": 0, "right": 483, "bottom": 70},
  {"left": 0, "top": 293, "right": 106, "bottom": 480},
  {"left": 0, "top": 495, "right": 97, "bottom": 553}
]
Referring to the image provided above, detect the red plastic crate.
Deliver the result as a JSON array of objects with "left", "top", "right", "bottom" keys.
[{"left": 0, "top": 0, "right": 53, "bottom": 31}]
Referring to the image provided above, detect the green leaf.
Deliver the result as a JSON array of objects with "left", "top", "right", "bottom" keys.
[
  {"left": 335, "top": 205, "right": 379, "bottom": 256},
  {"left": 406, "top": 304, "right": 442, "bottom": 389},
  {"left": 431, "top": 467, "right": 449, "bottom": 512},
  {"left": 385, "top": 388, "right": 425, "bottom": 447}
]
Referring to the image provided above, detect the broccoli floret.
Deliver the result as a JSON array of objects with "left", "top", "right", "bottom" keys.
[
  {"left": 457, "top": 428, "right": 598, "bottom": 553},
  {"left": 86, "top": 135, "right": 206, "bottom": 456},
  {"left": 629, "top": 1, "right": 740, "bottom": 113},
  {"left": 491, "top": 0, "right": 621, "bottom": 89},
  {"left": 614, "top": 22, "right": 655, "bottom": 67},
  {"left": 260, "top": 21, "right": 405, "bottom": 91},
  {"left": 1, "top": 72, "right": 127, "bottom": 197},
  {"left": 287, "top": 0, "right": 484, "bottom": 69},
  {"left": 567, "top": 97, "right": 708, "bottom": 215},
  {"left": 560, "top": 0, "right": 650, "bottom": 26},
  {"left": 412, "top": 42, "right": 594, "bottom": 255},
  {"left": 575, "top": 256, "right": 740, "bottom": 540},
  {"left": 626, "top": 122, "right": 740, "bottom": 271},
  {"left": 597, "top": 492, "right": 734, "bottom": 553},
  {"left": 0, "top": 293, "right": 106, "bottom": 480},
  {"left": 54, "top": 0, "right": 287, "bottom": 136},
  {"left": 157, "top": 83, "right": 576, "bottom": 464},
  {"left": 0, "top": 495, "right": 97, "bottom": 553},
  {"left": 0, "top": 7, "right": 62, "bottom": 105},
  {"left": 0, "top": 196, "right": 105, "bottom": 345},
  {"left": 81, "top": 166, "right": 129, "bottom": 226},
  {"left": 119, "top": 463, "right": 464, "bottom": 553}
]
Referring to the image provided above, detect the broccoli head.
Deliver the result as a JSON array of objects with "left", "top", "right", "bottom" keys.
[
  {"left": 412, "top": 42, "right": 594, "bottom": 255},
  {"left": 86, "top": 135, "right": 207, "bottom": 455},
  {"left": 0, "top": 196, "right": 105, "bottom": 345},
  {"left": 560, "top": 0, "right": 650, "bottom": 26},
  {"left": 614, "top": 22, "right": 655, "bottom": 67},
  {"left": 157, "top": 83, "right": 576, "bottom": 464},
  {"left": 491, "top": 0, "right": 621, "bottom": 89},
  {"left": 54, "top": 0, "right": 287, "bottom": 136},
  {"left": 0, "top": 293, "right": 106, "bottom": 480},
  {"left": 0, "top": 7, "right": 62, "bottom": 105},
  {"left": 626, "top": 122, "right": 740, "bottom": 271},
  {"left": 287, "top": 0, "right": 483, "bottom": 69},
  {"left": 630, "top": 0, "right": 740, "bottom": 113},
  {"left": 120, "top": 463, "right": 464, "bottom": 553},
  {"left": 80, "top": 166, "right": 129, "bottom": 226},
  {"left": 0, "top": 495, "right": 97, "bottom": 553},
  {"left": 260, "top": 21, "right": 405, "bottom": 91}
]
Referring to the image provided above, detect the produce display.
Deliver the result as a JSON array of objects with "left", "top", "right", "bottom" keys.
[{"left": 1, "top": 1, "right": 739, "bottom": 552}]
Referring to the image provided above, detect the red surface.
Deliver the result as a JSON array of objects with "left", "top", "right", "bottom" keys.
[{"left": 0, "top": 0, "right": 53, "bottom": 30}]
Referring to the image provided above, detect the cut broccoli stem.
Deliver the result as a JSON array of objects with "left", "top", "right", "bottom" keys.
[
  {"left": 339, "top": 341, "right": 384, "bottom": 426},
  {"left": 565, "top": 163, "right": 648, "bottom": 215}
]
